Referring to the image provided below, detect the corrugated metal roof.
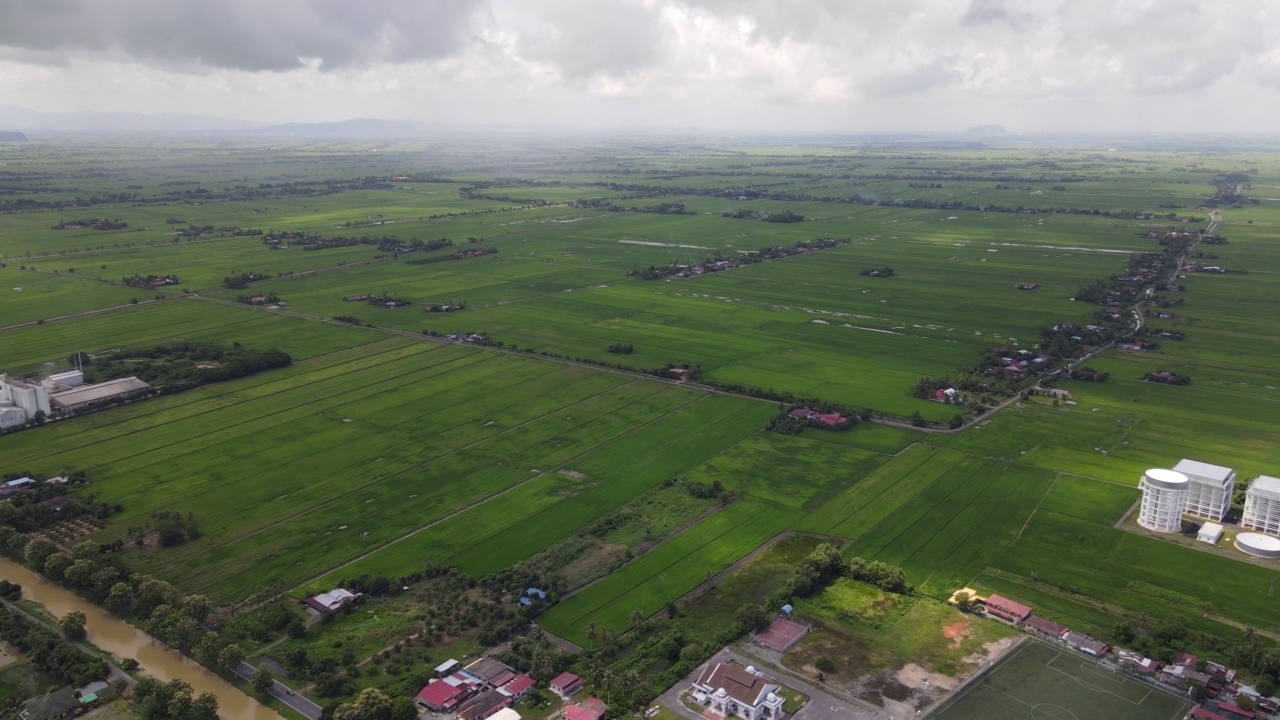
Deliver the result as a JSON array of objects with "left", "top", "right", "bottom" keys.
[
  {"left": 50, "top": 377, "right": 149, "bottom": 408},
  {"left": 1173, "top": 459, "right": 1235, "bottom": 483}
]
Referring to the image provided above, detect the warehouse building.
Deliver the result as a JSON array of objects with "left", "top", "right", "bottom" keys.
[
  {"left": 49, "top": 377, "right": 149, "bottom": 413},
  {"left": 1241, "top": 475, "right": 1280, "bottom": 536},
  {"left": 1173, "top": 459, "right": 1236, "bottom": 521}
]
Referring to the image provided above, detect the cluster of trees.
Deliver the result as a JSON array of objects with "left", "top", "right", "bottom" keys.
[
  {"left": 1144, "top": 370, "right": 1191, "bottom": 386},
  {"left": 121, "top": 273, "right": 178, "bottom": 289},
  {"left": 52, "top": 218, "right": 128, "bottom": 230},
  {"left": 132, "top": 678, "right": 219, "bottom": 720},
  {"left": 607, "top": 343, "right": 634, "bottom": 355},
  {"left": 0, "top": 605, "right": 107, "bottom": 685},
  {"left": 721, "top": 209, "right": 805, "bottom": 223},
  {"left": 85, "top": 341, "right": 291, "bottom": 390},
  {"left": 776, "top": 543, "right": 913, "bottom": 602},
  {"left": 130, "top": 509, "right": 201, "bottom": 548},
  {"left": 766, "top": 404, "right": 859, "bottom": 435},
  {"left": 0, "top": 472, "right": 118, "bottom": 535},
  {"left": 236, "top": 292, "right": 279, "bottom": 305},
  {"left": 404, "top": 246, "right": 497, "bottom": 265},
  {"left": 223, "top": 272, "right": 271, "bottom": 289}
]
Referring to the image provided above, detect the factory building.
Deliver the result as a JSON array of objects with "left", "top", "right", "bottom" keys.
[
  {"left": 1138, "top": 468, "right": 1190, "bottom": 533},
  {"left": 1241, "top": 475, "right": 1280, "bottom": 536},
  {"left": 1173, "top": 459, "right": 1236, "bottom": 522},
  {"left": 49, "top": 377, "right": 149, "bottom": 413},
  {"left": 42, "top": 370, "right": 85, "bottom": 391},
  {"left": 0, "top": 374, "right": 51, "bottom": 429}
]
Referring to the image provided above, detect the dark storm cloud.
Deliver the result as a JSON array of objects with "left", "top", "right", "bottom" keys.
[{"left": 0, "top": 0, "right": 483, "bottom": 71}]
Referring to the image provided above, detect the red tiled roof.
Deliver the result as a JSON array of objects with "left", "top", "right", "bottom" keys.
[
  {"left": 502, "top": 675, "right": 535, "bottom": 696},
  {"left": 563, "top": 707, "right": 596, "bottom": 720}
]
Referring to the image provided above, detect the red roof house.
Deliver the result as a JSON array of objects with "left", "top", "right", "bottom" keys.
[
  {"left": 550, "top": 672, "right": 582, "bottom": 697},
  {"left": 984, "top": 594, "right": 1031, "bottom": 623},
  {"left": 500, "top": 675, "right": 535, "bottom": 700},
  {"left": 416, "top": 680, "right": 473, "bottom": 711}
]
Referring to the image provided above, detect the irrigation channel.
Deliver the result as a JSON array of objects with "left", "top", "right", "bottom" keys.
[{"left": 0, "top": 555, "right": 281, "bottom": 720}]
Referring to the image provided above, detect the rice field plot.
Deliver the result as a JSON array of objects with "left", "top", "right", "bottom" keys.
[
  {"left": 840, "top": 458, "right": 1056, "bottom": 597},
  {"left": 796, "top": 445, "right": 956, "bottom": 537},
  {"left": 539, "top": 498, "right": 804, "bottom": 645},
  {"left": 988, "top": 507, "right": 1280, "bottom": 636},
  {"left": 927, "top": 639, "right": 1192, "bottom": 720},
  {"left": 0, "top": 331, "right": 763, "bottom": 604},
  {"left": 0, "top": 267, "right": 141, "bottom": 325},
  {"left": 326, "top": 393, "right": 775, "bottom": 582},
  {"left": 0, "top": 298, "right": 386, "bottom": 373},
  {"left": 678, "top": 432, "right": 896, "bottom": 511}
]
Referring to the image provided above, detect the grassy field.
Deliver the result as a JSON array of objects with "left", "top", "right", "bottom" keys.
[{"left": 926, "top": 639, "right": 1192, "bottom": 720}]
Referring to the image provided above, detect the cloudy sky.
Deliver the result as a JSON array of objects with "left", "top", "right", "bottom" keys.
[{"left": 1, "top": 0, "right": 1278, "bottom": 132}]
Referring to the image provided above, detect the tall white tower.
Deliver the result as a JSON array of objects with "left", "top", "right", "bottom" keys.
[
  {"left": 1139, "top": 469, "right": 1189, "bottom": 533},
  {"left": 1242, "top": 475, "right": 1280, "bottom": 536}
]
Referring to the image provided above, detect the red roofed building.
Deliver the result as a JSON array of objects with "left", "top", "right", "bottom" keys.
[
  {"left": 1217, "top": 703, "right": 1256, "bottom": 720},
  {"left": 416, "top": 680, "right": 474, "bottom": 712},
  {"left": 563, "top": 699, "right": 608, "bottom": 720},
  {"left": 984, "top": 594, "right": 1031, "bottom": 623},
  {"left": 500, "top": 675, "right": 535, "bottom": 701},
  {"left": 550, "top": 672, "right": 582, "bottom": 698},
  {"left": 1193, "top": 709, "right": 1230, "bottom": 720}
]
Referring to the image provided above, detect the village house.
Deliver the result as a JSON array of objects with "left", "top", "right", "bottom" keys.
[
  {"left": 983, "top": 594, "right": 1031, "bottom": 624},
  {"left": 456, "top": 689, "right": 512, "bottom": 720},
  {"left": 1063, "top": 631, "right": 1109, "bottom": 657},
  {"left": 550, "top": 672, "right": 582, "bottom": 698},
  {"left": 690, "top": 663, "right": 786, "bottom": 720},
  {"left": 1022, "top": 615, "right": 1069, "bottom": 640},
  {"left": 562, "top": 698, "right": 608, "bottom": 720},
  {"left": 304, "top": 588, "right": 357, "bottom": 613}
]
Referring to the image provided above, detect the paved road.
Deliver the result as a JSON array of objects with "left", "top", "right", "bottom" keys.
[{"left": 236, "top": 661, "right": 322, "bottom": 720}]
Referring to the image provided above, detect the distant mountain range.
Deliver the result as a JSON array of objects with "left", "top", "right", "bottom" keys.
[
  {"left": 0, "top": 106, "right": 437, "bottom": 137},
  {"left": 0, "top": 130, "right": 27, "bottom": 142},
  {"left": 961, "top": 124, "right": 1008, "bottom": 138}
]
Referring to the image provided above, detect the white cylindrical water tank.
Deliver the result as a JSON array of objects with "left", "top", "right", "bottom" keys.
[{"left": 1138, "top": 469, "right": 1189, "bottom": 533}]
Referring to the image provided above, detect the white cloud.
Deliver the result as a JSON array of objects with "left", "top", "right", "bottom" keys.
[{"left": 0, "top": 0, "right": 1277, "bottom": 132}]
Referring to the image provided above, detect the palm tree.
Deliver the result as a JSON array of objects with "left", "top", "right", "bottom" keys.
[
  {"left": 630, "top": 609, "right": 644, "bottom": 628},
  {"left": 586, "top": 621, "right": 598, "bottom": 648}
]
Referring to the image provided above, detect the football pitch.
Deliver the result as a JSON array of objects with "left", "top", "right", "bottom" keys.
[{"left": 928, "top": 639, "right": 1193, "bottom": 720}]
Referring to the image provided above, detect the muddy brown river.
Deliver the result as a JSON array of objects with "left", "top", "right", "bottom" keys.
[{"left": 0, "top": 555, "right": 281, "bottom": 719}]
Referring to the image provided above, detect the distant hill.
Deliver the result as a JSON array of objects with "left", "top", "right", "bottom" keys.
[
  {"left": 961, "top": 124, "right": 1008, "bottom": 138},
  {"left": 250, "top": 118, "right": 428, "bottom": 138},
  {"left": 0, "top": 130, "right": 27, "bottom": 142},
  {"left": 0, "top": 105, "right": 265, "bottom": 133}
]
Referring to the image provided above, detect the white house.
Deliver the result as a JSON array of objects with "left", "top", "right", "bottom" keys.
[{"left": 691, "top": 664, "right": 785, "bottom": 720}]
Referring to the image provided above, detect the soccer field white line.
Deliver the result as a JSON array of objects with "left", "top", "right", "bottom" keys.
[{"left": 1044, "top": 652, "right": 1152, "bottom": 706}]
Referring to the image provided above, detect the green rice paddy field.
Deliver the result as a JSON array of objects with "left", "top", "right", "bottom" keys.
[{"left": 2, "top": 138, "right": 1279, "bottom": 656}]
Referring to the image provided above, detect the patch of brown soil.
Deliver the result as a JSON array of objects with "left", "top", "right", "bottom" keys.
[{"left": 942, "top": 620, "right": 970, "bottom": 648}]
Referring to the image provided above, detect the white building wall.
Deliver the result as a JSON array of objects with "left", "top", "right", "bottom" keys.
[
  {"left": 0, "top": 376, "right": 50, "bottom": 416},
  {"left": 1183, "top": 478, "right": 1233, "bottom": 521},
  {"left": 1242, "top": 481, "right": 1280, "bottom": 536},
  {"left": 0, "top": 406, "right": 27, "bottom": 429},
  {"left": 1138, "top": 476, "right": 1187, "bottom": 533}
]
